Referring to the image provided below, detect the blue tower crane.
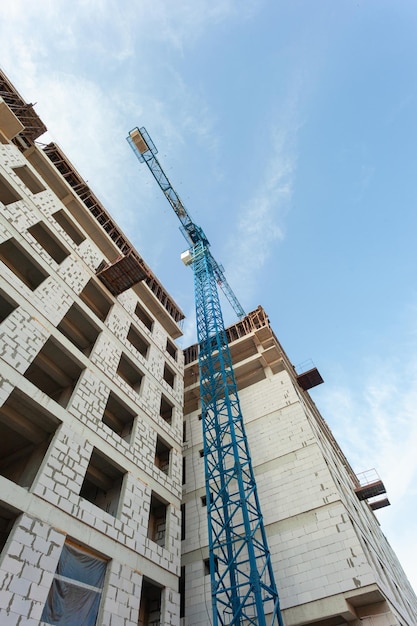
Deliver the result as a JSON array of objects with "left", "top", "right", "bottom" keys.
[{"left": 127, "top": 127, "right": 284, "bottom": 626}]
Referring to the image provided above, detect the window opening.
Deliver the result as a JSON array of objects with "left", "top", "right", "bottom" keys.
[
  {"left": 0, "top": 172, "right": 21, "bottom": 205},
  {"left": 0, "top": 287, "right": 18, "bottom": 323},
  {"left": 166, "top": 338, "right": 177, "bottom": 360},
  {"left": 52, "top": 209, "right": 86, "bottom": 245},
  {"left": 127, "top": 324, "right": 149, "bottom": 358},
  {"left": 0, "top": 390, "right": 61, "bottom": 489},
  {"left": 117, "top": 353, "right": 143, "bottom": 393},
  {"left": 41, "top": 541, "right": 107, "bottom": 626},
  {"left": 154, "top": 437, "right": 171, "bottom": 475},
  {"left": 204, "top": 557, "right": 218, "bottom": 576},
  {"left": 138, "top": 578, "right": 162, "bottom": 626},
  {"left": 160, "top": 395, "right": 173, "bottom": 425},
  {"left": 163, "top": 363, "right": 175, "bottom": 388},
  {"left": 24, "top": 337, "right": 85, "bottom": 407},
  {"left": 12, "top": 165, "right": 45, "bottom": 194},
  {"left": 0, "top": 237, "right": 48, "bottom": 290},
  {"left": 57, "top": 303, "right": 100, "bottom": 356},
  {"left": 182, "top": 457, "right": 186, "bottom": 486},
  {"left": 79, "top": 279, "right": 112, "bottom": 322},
  {"left": 135, "top": 302, "right": 153, "bottom": 332},
  {"left": 28, "top": 221, "right": 70, "bottom": 264},
  {"left": 79, "top": 448, "right": 126, "bottom": 518},
  {"left": 0, "top": 502, "right": 20, "bottom": 555},
  {"left": 148, "top": 492, "right": 168, "bottom": 548},
  {"left": 147, "top": 493, "right": 167, "bottom": 547},
  {"left": 201, "top": 493, "right": 213, "bottom": 508},
  {"left": 102, "top": 391, "right": 136, "bottom": 442},
  {"left": 181, "top": 503, "right": 186, "bottom": 541},
  {"left": 179, "top": 566, "right": 185, "bottom": 618}
]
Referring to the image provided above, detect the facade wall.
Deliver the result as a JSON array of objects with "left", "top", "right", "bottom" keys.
[
  {"left": 2, "top": 72, "right": 416, "bottom": 626},
  {"left": 0, "top": 117, "right": 183, "bottom": 625},
  {"left": 181, "top": 327, "right": 417, "bottom": 626}
]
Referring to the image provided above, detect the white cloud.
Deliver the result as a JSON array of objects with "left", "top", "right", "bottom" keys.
[
  {"left": 0, "top": 1, "right": 242, "bottom": 265},
  {"left": 321, "top": 358, "right": 417, "bottom": 493},
  {"left": 0, "top": 1, "right": 242, "bottom": 208},
  {"left": 318, "top": 346, "right": 417, "bottom": 591},
  {"left": 226, "top": 118, "right": 298, "bottom": 304}
]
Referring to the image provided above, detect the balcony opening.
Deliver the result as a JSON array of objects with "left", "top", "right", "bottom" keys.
[
  {"left": 57, "top": 303, "right": 100, "bottom": 356},
  {"left": 0, "top": 502, "right": 20, "bottom": 554},
  {"left": 24, "top": 337, "right": 85, "bottom": 407},
  {"left": 12, "top": 165, "right": 45, "bottom": 194},
  {"left": 166, "top": 338, "right": 177, "bottom": 360},
  {"left": 147, "top": 493, "right": 167, "bottom": 547},
  {"left": 0, "top": 287, "right": 18, "bottom": 323},
  {"left": 0, "top": 237, "right": 48, "bottom": 290},
  {"left": 52, "top": 209, "right": 86, "bottom": 245},
  {"left": 102, "top": 391, "right": 136, "bottom": 442},
  {"left": 0, "top": 390, "right": 61, "bottom": 489},
  {"left": 163, "top": 363, "right": 175, "bottom": 388},
  {"left": 154, "top": 436, "right": 171, "bottom": 475},
  {"left": 79, "top": 278, "right": 112, "bottom": 322},
  {"left": 0, "top": 171, "right": 21, "bottom": 205},
  {"left": 127, "top": 324, "right": 149, "bottom": 358},
  {"left": 160, "top": 395, "right": 173, "bottom": 425},
  {"left": 28, "top": 221, "right": 70, "bottom": 264},
  {"left": 135, "top": 302, "right": 153, "bottom": 332},
  {"left": 117, "top": 353, "right": 143, "bottom": 393},
  {"left": 138, "top": 578, "right": 162, "bottom": 626},
  {"left": 80, "top": 448, "right": 126, "bottom": 518}
]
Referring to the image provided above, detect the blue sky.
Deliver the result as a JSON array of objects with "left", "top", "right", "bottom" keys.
[{"left": 1, "top": 0, "right": 417, "bottom": 594}]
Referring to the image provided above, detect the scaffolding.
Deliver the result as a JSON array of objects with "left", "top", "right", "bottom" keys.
[{"left": 0, "top": 68, "right": 46, "bottom": 148}]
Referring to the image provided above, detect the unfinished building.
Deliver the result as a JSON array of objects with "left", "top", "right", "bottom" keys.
[
  {"left": 1, "top": 67, "right": 417, "bottom": 626},
  {"left": 0, "top": 68, "right": 184, "bottom": 625},
  {"left": 181, "top": 307, "right": 417, "bottom": 625}
]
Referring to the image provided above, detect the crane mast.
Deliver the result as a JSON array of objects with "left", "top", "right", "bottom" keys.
[{"left": 128, "top": 127, "right": 283, "bottom": 626}]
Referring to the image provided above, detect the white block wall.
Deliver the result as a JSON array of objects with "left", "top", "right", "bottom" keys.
[
  {"left": 0, "top": 136, "right": 184, "bottom": 625},
  {"left": 182, "top": 353, "right": 417, "bottom": 625}
]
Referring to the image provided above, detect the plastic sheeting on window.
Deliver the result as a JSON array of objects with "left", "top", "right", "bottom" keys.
[{"left": 41, "top": 543, "right": 107, "bottom": 626}]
